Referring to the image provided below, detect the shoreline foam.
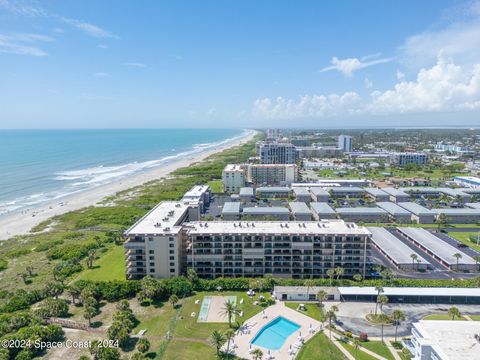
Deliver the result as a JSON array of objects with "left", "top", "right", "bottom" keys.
[{"left": 0, "top": 129, "right": 257, "bottom": 240}]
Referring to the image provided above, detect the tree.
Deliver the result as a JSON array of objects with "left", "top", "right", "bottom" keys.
[
  {"left": 326, "top": 268, "right": 335, "bottom": 286},
  {"left": 334, "top": 266, "right": 344, "bottom": 281},
  {"left": 304, "top": 279, "right": 315, "bottom": 299},
  {"left": 453, "top": 253, "right": 463, "bottom": 270},
  {"left": 326, "top": 305, "right": 338, "bottom": 340},
  {"left": 378, "top": 313, "right": 390, "bottom": 343},
  {"left": 37, "top": 297, "right": 69, "bottom": 318},
  {"left": 410, "top": 253, "right": 418, "bottom": 271},
  {"left": 25, "top": 265, "right": 34, "bottom": 277},
  {"left": 136, "top": 338, "right": 150, "bottom": 353},
  {"left": 252, "top": 348, "right": 263, "bottom": 360},
  {"left": 87, "top": 249, "right": 96, "bottom": 269},
  {"left": 90, "top": 340, "right": 121, "bottom": 360},
  {"left": 221, "top": 300, "right": 240, "bottom": 327},
  {"left": 437, "top": 213, "right": 447, "bottom": 230},
  {"left": 353, "top": 338, "right": 362, "bottom": 359},
  {"left": 224, "top": 330, "right": 235, "bottom": 359},
  {"left": 67, "top": 284, "right": 82, "bottom": 305},
  {"left": 44, "top": 281, "right": 64, "bottom": 299},
  {"left": 377, "top": 295, "right": 389, "bottom": 314},
  {"left": 169, "top": 294, "right": 179, "bottom": 308},
  {"left": 83, "top": 296, "right": 99, "bottom": 326},
  {"left": 392, "top": 309, "right": 405, "bottom": 342},
  {"left": 374, "top": 286, "right": 384, "bottom": 315},
  {"left": 316, "top": 290, "right": 328, "bottom": 308},
  {"left": 187, "top": 268, "right": 199, "bottom": 286},
  {"left": 209, "top": 330, "right": 225, "bottom": 358},
  {"left": 448, "top": 306, "right": 461, "bottom": 320},
  {"left": 353, "top": 274, "right": 362, "bottom": 282}
]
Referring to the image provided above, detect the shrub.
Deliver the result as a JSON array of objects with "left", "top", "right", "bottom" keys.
[
  {"left": 0, "top": 258, "right": 7, "bottom": 272},
  {"left": 36, "top": 298, "right": 69, "bottom": 318},
  {"left": 46, "top": 242, "right": 98, "bottom": 261},
  {"left": 391, "top": 341, "right": 403, "bottom": 349},
  {"left": 345, "top": 331, "right": 353, "bottom": 338},
  {"left": 34, "top": 239, "right": 64, "bottom": 252},
  {"left": 359, "top": 332, "right": 368, "bottom": 342},
  {"left": 4, "top": 248, "right": 31, "bottom": 259}
]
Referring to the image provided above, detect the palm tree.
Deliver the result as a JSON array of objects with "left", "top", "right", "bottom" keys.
[
  {"left": 453, "top": 253, "right": 463, "bottom": 270},
  {"left": 378, "top": 313, "right": 390, "bottom": 343},
  {"left": 374, "top": 286, "right": 383, "bottom": 315},
  {"left": 169, "top": 294, "right": 179, "bottom": 308},
  {"left": 448, "top": 306, "right": 461, "bottom": 320},
  {"left": 326, "top": 268, "right": 335, "bottom": 286},
  {"left": 221, "top": 300, "right": 240, "bottom": 327},
  {"left": 377, "top": 295, "right": 389, "bottom": 314},
  {"left": 304, "top": 279, "right": 315, "bottom": 300},
  {"left": 353, "top": 274, "right": 362, "bottom": 282},
  {"left": 392, "top": 309, "right": 405, "bottom": 342},
  {"left": 335, "top": 266, "right": 344, "bottom": 281},
  {"left": 410, "top": 253, "right": 418, "bottom": 271},
  {"left": 353, "top": 338, "right": 362, "bottom": 359},
  {"left": 136, "top": 338, "right": 150, "bottom": 353},
  {"left": 224, "top": 330, "right": 235, "bottom": 359},
  {"left": 317, "top": 290, "right": 328, "bottom": 308},
  {"left": 326, "top": 305, "right": 339, "bottom": 340},
  {"left": 252, "top": 348, "right": 263, "bottom": 360},
  {"left": 209, "top": 330, "right": 225, "bottom": 359},
  {"left": 87, "top": 249, "right": 96, "bottom": 269}
]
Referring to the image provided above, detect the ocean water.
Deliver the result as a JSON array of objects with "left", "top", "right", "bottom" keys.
[{"left": 0, "top": 128, "right": 246, "bottom": 216}]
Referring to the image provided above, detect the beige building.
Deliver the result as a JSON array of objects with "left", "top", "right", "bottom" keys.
[
  {"left": 247, "top": 163, "right": 298, "bottom": 186},
  {"left": 222, "top": 164, "right": 246, "bottom": 193}
]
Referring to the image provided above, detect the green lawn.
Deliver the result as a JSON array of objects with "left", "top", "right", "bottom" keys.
[
  {"left": 448, "top": 232, "right": 480, "bottom": 253},
  {"left": 339, "top": 340, "right": 378, "bottom": 360},
  {"left": 162, "top": 340, "right": 217, "bottom": 360},
  {"left": 75, "top": 245, "right": 125, "bottom": 281},
  {"left": 285, "top": 301, "right": 324, "bottom": 321},
  {"left": 422, "top": 314, "right": 466, "bottom": 320},
  {"left": 297, "top": 332, "right": 347, "bottom": 360},
  {"left": 362, "top": 341, "right": 395, "bottom": 360},
  {"left": 467, "top": 314, "right": 480, "bottom": 321},
  {"left": 207, "top": 180, "right": 223, "bottom": 193}
]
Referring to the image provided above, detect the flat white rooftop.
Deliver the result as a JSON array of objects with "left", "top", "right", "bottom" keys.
[
  {"left": 397, "top": 227, "right": 476, "bottom": 265},
  {"left": 185, "top": 220, "right": 371, "bottom": 235},
  {"left": 288, "top": 202, "right": 311, "bottom": 215},
  {"left": 413, "top": 320, "right": 480, "bottom": 360},
  {"left": 382, "top": 187, "right": 410, "bottom": 197},
  {"left": 376, "top": 202, "right": 412, "bottom": 216},
  {"left": 224, "top": 164, "right": 245, "bottom": 172},
  {"left": 397, "top": 202, "right": 435, "bottom": 216},
  {"left": 183, "top": 185, "right": 210, "bottom": 199},
  {"left": 336, "top": 207, "right": 388, "bottom": 215},
  {"left": 310, "top": 202, "right": 336, "bottom": 215},
  {"left": 368, "top": 227, "right": 428, "bottom": 266},
  {"left": 125, "top": 201, "right": 189, "bottom": 235},
  {"left": 242, "top": 207, "right": 290, "bottom": 215}
]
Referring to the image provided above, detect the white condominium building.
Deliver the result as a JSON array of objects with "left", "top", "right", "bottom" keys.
[
  {"left": 257, "top": 141, "right": 297, "bottom": 164},
  {"left": 222, "top": 164, "right": 246, "bottom": 193},
  {"left": 391, "top": 152, "right": 428, "bottom": 166},
  {"left": 338, "top": 134, "right": 353, "bottom": 152},
  {"left": 247, "top": 164, "right": 298, "bottom": 186}
]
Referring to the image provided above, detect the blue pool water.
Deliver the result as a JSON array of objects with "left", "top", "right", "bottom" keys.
[{"left": 251, "top": 317, "right": 301, "bottom": 350}]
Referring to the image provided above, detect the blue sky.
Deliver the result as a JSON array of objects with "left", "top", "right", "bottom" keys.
[{"left": 1, "top": 0, "right": 480, "bottom": 128}]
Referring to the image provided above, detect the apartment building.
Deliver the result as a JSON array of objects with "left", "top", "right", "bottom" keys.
[
  {"left": 186, "top": 220, "right": 370, "bottom": 279},
  {"left": 247, "top": 163, "right": 298, "bottom": 186},
  {"left": 257, "top": 141, "right": 297, "bottom": 164},
  {"left": 391, "top": 152, "right": 428, "bottom": 166},
  {"left": 222, "top": 164, "right": 246, "bottom": 193},
  {"left": 338, "top": 134, "right": 353, "bottom": 152}
]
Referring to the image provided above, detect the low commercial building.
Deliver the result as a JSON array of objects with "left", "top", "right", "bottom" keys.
[
  {"left": 397, "top": 227, "right": 477, "bottom": 271},
  {"left": 437, "top": 187, "right": 472, "bottom": 202},
  {"left": 398, "top": 202, "right": 435, "bottom": 224},
  {"left": 329, "top": 187, "right": 366, "bottom": 198},
  {"left": 454, "top": 176, "right": 480, "bottom": 189},
  {"left": 247, "top": 164, "right": 298, "bottom": 186},
  {"left": 368, "top": 227, "right": 429, "bottom": 271},
  {"left": 431, "top": 208, "right": 480, "bottom": 224},
  {"left": 221, "top": 202, "right": 241, "bottom": 220},
  {"left": 242, "top": 207, "right": 290, "bottom": 220},
  {"left": 382, "top": 187, "right": 411, "bottom": 203},
  {"left": 310, "top": 187, "right": 330, "bottom": 202},
  {"left": 274, "top": 286, "right": 480, "bottom": 304},
  {"left": 293, "top": 187, "right": 311, "bottom": 203},
  {"left": 391, "top": 152, "right": 428, "bottom": 166},
  {"left": 376, "top": 202, "right": 412, "bottom": 223},
  {"left": 124, "top": 201, "right": 194, "bottom": 279},
  {"left": 292, "top": 179, "right": 369, "bottom": 188},
  {"left": 365, "top": 188, "right": 390, "bottom": 202},
  {"left": 411, "top": 320, "right": 480, "bottom": 360},
  {"left": 336, "top": 207, "right": 389, "bottom": 223},
  {"left": 222, "top": 164, "right": 246, "bottom": 193},
  {"left": 239, "top": 187, "right": 255, "bottom": 202},
  {"left": 255, "top": 186, "right": 291, "bottom": 199},
  {"left": 310, "top": 202, "right": 337, "bottom": 220},
  {"left": 289, "top": 202, "right": 312, "bottom": 221},
  {"left": 187, "top": 220, "right": 370, "bottom": 279}
]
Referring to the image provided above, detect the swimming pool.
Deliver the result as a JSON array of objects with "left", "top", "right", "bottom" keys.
[{"left": 251, "top": 316, "right": 301, "bottom": 350}]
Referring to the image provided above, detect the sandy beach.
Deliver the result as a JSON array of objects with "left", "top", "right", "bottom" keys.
[{"left": 0, "top": 130, "right": 257, "bottom": 241}]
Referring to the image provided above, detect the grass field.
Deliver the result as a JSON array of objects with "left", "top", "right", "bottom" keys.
[
  {"left": 297, "top": 332, "right": 347, "bottom": 360},
  {"left": 448, "top": 232, "right": 480, "bottom": 253},
  {"left": 362, "top": 341, "right": 395, "bottom": 360},
  {"left": 207, "top": 180, "right": 223, "bottom": 193},
  {"left": 339, "top": 340, "right": 378, "bottom": 360},
  {"left": 285, "top": 301, "right": 324, "bottom": 321},
  {"left": 75, "top": 245, "right": 125, "bottom": 281},
  {"left": 422, "top": 314, "right": 466, "bottom": 320}
]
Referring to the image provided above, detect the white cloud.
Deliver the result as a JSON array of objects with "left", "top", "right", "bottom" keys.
[
  {"left": 94, "top": 72, "right": 110, "bottom": 77},
  {"left": 0, "top": 33, "right": 51, "bottom": 56},
  {"left": 252, "top": 56, "right": 480, "bottom": 119},
  {"left": 320, "top": 55, "right": 393, "bottom": 77},
  {"left": 123, "top": 62, "right": 147, "bottom": 68},
  {"left": 62, "top": 18, "right": 117, "bottom": 38},
  {"left": 396, "top": 70, "right": 405, "bottom": 80},
  {"left": 364, "top": 78, "right": 373, "bottom": 89}
]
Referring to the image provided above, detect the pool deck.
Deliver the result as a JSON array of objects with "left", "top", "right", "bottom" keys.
[{"left": 226, "top": 302, "right": 321, "bottom": 360}]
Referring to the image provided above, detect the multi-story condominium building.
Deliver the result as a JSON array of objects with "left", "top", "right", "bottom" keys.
[
  {"left": 338, "top": 134, "right": 353, "bottom": 152},
  {"left": 390, "top": 152, "right": 428, "bottom": 166},
  {"left": 185, "top": 219, "right": 370, "bottom": 279},
  {"left": 434, "top": 142, "right": 471, "bottom": 154},
  {"left": 247, "top": 164, "right": 298, "bottom": 186},
  {"left": 257, "top": 141, "right": 297, "bottom": 164},
  {"left": 410, "top": 320, "right": 480, "bottom": 360},
  {"left": 222, "top": 164, "right": 246, "bottom": 193},
  {"left": 124, "top": 201, "right": 194, "bottom": 280},
  {"left": 182, "top": 185, "right": 211, "bottom": 212},
  {"left": 295, "top": 146, "right": 341, "bottom": 158}
]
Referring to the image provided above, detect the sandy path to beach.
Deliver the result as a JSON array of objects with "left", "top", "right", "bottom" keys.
[{"left": 0, "top": 130, "right": 257, "bottom": 240}]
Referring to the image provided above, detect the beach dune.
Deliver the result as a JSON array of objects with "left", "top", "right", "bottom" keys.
[{"left": 0, "top": 130, "right": 256, "bottom": 240}]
